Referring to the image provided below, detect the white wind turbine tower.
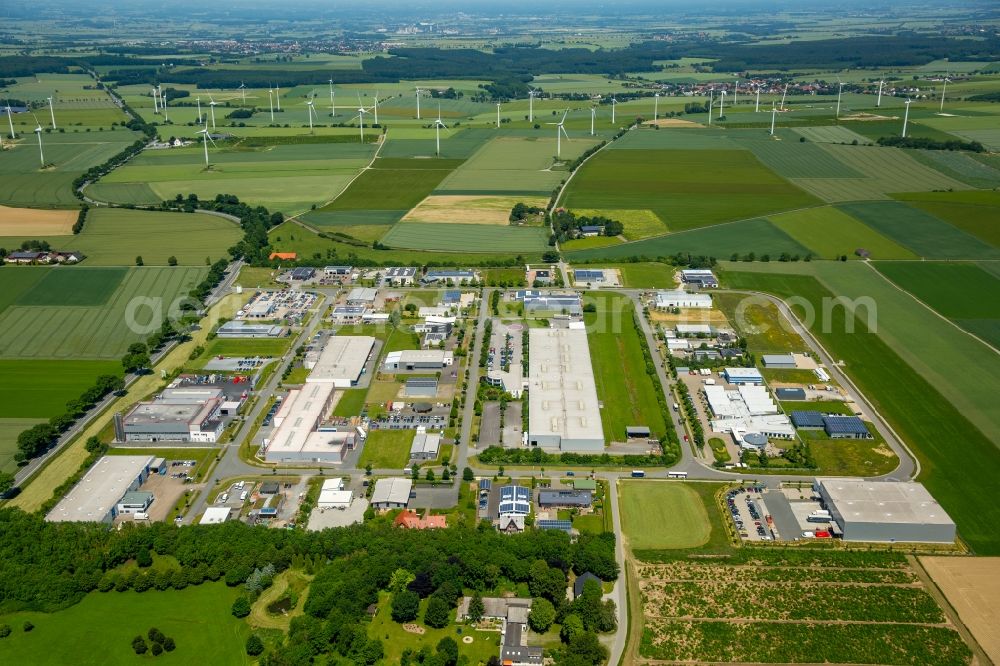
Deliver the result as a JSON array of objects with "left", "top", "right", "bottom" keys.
[
  {"left": 329, "top": 79, "right": 336, "bottom": 118},
  {"left": 610, "top": 95, "right": 618, "bottom": 125},
  {"left": 590, "top": 107, "right": 596, "bottom": 136},
  {"left": 653, "top": 92, "right": 659, "bottom": 122},
  {"left": 496, "top": 102, "right": 501, "bottom": 128},
  {"left": 33, "top": 118, "right": 45, "bottom": 167},
  {"left": 5, "top": 102, "right": 15, "bottom": 139},
  {"left": 305, "top": 95, "right": 318, "bottom": 133},
  {"left": 47, "top": 96, "right": 56, "bottom": 129},
  {"left": 733, "top": 80, "right": 739, "bottom": 106},
  {"left": 719, "top": 90, "right": 726, "bottom": 119},
  {"left": 275, "top": 87, "right": 281, "bottom": 111},
  {"left": 267, "top": 89, "right": 274, "bottom": 123},
  {"left": 208, "top": 95, "right": 218, "bottom": 129},
  {"left": 433, "top": 103, "right": 449, "bottom": 156},
  {"left": 770, "top": 102, "right": 777, "bottom": 136},
  {"left": 755, "top": 83, "right": 761, "bottom": 113},
  {"left": 239, "top": 81, "right": 246, "bottom": 106},
  {"left": 901, "top": 98, "right": 912, "bottom": 138},
  {"left": 196, "top": 96, "right": 203, "bottom": 124},
  {"left": 876, "top": 79, "right": 884, "bottom": 107},
  {"left": 707, "top": 88, "right": 713, "bottom": 126},
  {"left": 547, "top": 110, "right": 570, "bottom": 159},
  {"left": 836, "top": 78, "right": 843, "bottom": 119},
  {"left": 151, "top": 86, "right": 159, "bottom": 113},
  {"left": 196, "top": 123, "right": 217, "bottom": 167},
  {"left": 528, "top": 88, "right": 539, "bottom": 123},
  {"left": 780, "top": 83, "right": 788, "bottom": 111},
  {"left": 415, "top": 87, "right": 425, "bottom": 119},
  {"left": 353, "top": 100, "right": 369, "bottom": 143},
  {"left": 940, "top": 76, "right": 949, "bottom": 112},
  {"left": 160, "top": 87, "right": 169, "bottom": 122},
  {"left": 371, "top": 91, "right": 380, "bottom": 126}
]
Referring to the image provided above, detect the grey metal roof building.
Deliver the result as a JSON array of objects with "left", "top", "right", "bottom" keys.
[
  {"left": 409, "top": 429, "right": 441, "bottom": 460},
  {"left": 775, "top": 388, "right": 806, "bottom": 401},
  {"left": 574, "top": 269, "right": 604, "bottom": 282},
  {"left": 217, "top": 321, "right": 287, "bottom": 338},
  {"left": 791, "top": 411, "right": 825, "bottom": 428},
  {"left": 823, "top": 415, "right": 872, "bottom": 439},
  {"left": 371, "top": 478, "right": 413, "bottom": 509},
  {"left": 762, "top": 353, "right": 796, "bottom": 368},
  {"left": 404, "top": 377, "right": 439, "bottom": 397},
  {"left": 422, "top": 269, "right": 476, "bottom": 284},
  {"left": 538, "top": 489, "right": 593, "bottom": 508},
  {"left": 816, "top": 478, "right": 956, "bottom": 544},
  {"left": 46, "top": 455, "right": 153, "bottom": 523},
  {"left": 573, "top": 572, "right": 601, "bottom": 598}
]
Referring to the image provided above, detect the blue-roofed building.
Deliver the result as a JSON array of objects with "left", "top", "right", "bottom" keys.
[
  {"left": 823, "top": 415, "right": 872, "bottom": 439},
  {"left": 579, "top": 225, "right": 604, "bottom": 237},
  {"left": 537, "top": 519, "right": 573, "bottom": 533},
  {"left": 574, "top": 269, "right": 605, "bottom": 283},
  {"left": 442, "top": 290, "right": 461, "bottom": 304},
  {"left": 498, "top": 485, "right": 531, "bottom": 516},
  {"left": 791, "top": 411, "right": 825, "bottom": 429},
  {"left": 538, "top": 489, "right": 592, "bottom": 508},
  {"left": 775, "top": 388, "right": 806, "bottom": 401},
  {"left": 479, "top": 479, "right": 492, "bottom": 492}
]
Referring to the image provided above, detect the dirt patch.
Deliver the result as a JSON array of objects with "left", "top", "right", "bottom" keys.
[
  {"left": 649, "top": 309, "right": 731, "bottom": 326},
  {"left": 645, "top": 118, "right": 701, "bottom": 128},
  {"left": 921, "top": 556, "right": 1000, "bottom": 664},
  {"left": 403, "top": 195, "right": 548, "bottom": 225},
  {"left": 402, "top": 623, "right": 426, "bottom": 635},
  {"left": 841, "top": 112, "right": 897, "bottom": 122},
  {"left": 0, "top": 204, "right": 76, "bottom": 235}
]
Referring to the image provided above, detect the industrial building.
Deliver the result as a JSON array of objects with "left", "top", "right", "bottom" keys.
[
  {"left": 680, "top": 269, "right": 719, "bottom": 288},
  {"left": 216, "top": 321, "right": 287, "bottom": 338},
  {"left": 823, "top": 415, "right": 872, "bottom": 439},
  {"left": 383, "top": 266, "right": 417, "bottom": 286},
  {"left": 422, "top": 269, "right": 478, "bottom": 284},
  {"left": 515, "top": 290, "right": 583, "bottom": 315},
  {"left": 775, "top": 387, "right": 806, "bottom": 401},
  {"left": 200, "top": 507, "right": 232, "bottom": 524},
  {"left": 382, "top": 349, "right": 454, "bottom": 371},
  {"left": 791, "top": 411, "right": 826, "bottom": 428},
  {"left": 655, "top": 290, "right": 712, "bottom": 309},
  {"left": 762, "top": 353, "right": 797, "bottom": 368},
  {"left": 404, "top": 377, "right": 439, "bottom": 398},
  {"left": 46, "top": 455, "right": 154, "bottom": 523},
  {"left": 345, "top": 287, "right": 378, "bottom": 305},
  {"left": 117, "top": 491, "right": 154, "bottom": 516},
  {"left": 527, "top": 327, "right": 605, "bottom": 452},
  {"left": 289, "top": 267, "right": 315, "bottom": 281},
  {"left": 675, "top": 323, "right": 712, "bottom": 336},
  {"left": 305, "top": 336, "right": 375, "bottom": 387},
  {"left": 330, "top": 305, "right": 367, "bottom": 324},
  {"left": 574, "top": 269, "right": 605, "bottom": 283},
  {"left": 371, "top": 478, "right": 413, "bottom": 510},
  {"left": 118, "top": 390, "right": 224, "bottom": 443},
  {"left": 324, "top": 265, "right": 353, "bottom": 277},
  {"left": 409, "top": 428, "right": 442, "bottom": 460},
  {"left": 263, "top": 383, "right": 356, "bottom": 463},
  {"left": 705, "top": 384, "right": 794, "bottom": 446},
  {"left": 816, "top": 478, "right": 956, "bottom": 544},
  {"left": 723, "top": 367, "right": 764, "bottom": 385},
  {"left": 317, "top": 478, "right": 354, "bottom": 509},
  {"left": 538, "top": 489, "right": 593, "bottom": 508}
]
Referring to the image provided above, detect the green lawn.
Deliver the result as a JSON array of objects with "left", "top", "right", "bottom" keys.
[
  {"left": 801, "top": 430, "right": 899, "bottom": 478},
  {"left": 602, "top": 262, "right": 675, "bottom": 288},
  {"left": 583, "top": 292, "right": 667, "bottom": 442},
  {"left": 332, "top": 388, "right": 368, "bottom": 417},
  {"left": 358, "top": 429, "right": 414, "bottom": 469},
  {"left": 722, "top": 270, "right": 1000, "bottom": 555},
  {"left": 0, "top": 583, "right": 251, "bottom": 666},
  {"left": 707, "top": 438, "right": 731, "bottom": 464},
  {"left": 204, "top": 336, "right": 292, "bottom": 358},
  {"left": 572, "top": 513, "right": 606, "bottom": 535},
  {"left": 620, "top": 481, "right": 712, "bottom": 550}
]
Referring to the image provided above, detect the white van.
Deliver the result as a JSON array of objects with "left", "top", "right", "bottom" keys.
[
  {"left": 240, "top": 490, "right": 249, "bottom": 502},
  {"left": 133, "top": 512, "right": 149, "bottom": 521},
  {"left": 219, "top": 492, "right": 229, "bottom": 503}
]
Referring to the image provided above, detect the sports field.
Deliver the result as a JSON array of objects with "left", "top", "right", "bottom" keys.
[
  {"left": 769, "top": 206, "right": 918, "bottom": 259},
  {"left": 380, "top": 222, "right": 549, "bottom": 252},
  {"left": 619, "top": 482, "right": 712, "bottom": 550},
  {"left": 0, "top": 267, "right": 207, "bottom": 359},
  {"left": 723, "top": 269, "right": 1000, "bottom": 555},
  {"left": 839, "top": 201, "right": 1000, "bottom": 259},
  {"left": 0, "top": 583, "right": 251, "bottom": 666},
  {"left": 583, "top": 292, "right": 668, "bottom": 442},
  {"left": 0, "top": 208, "right": 242, "bottom": 266},
  {"left": 357, "top": 429, "right": 413, "bottom": 469},
  {"left": 562, "top": 149, "right": 818, "bottom": 231}
]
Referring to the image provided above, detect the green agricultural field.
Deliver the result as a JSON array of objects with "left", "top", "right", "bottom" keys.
[
  {"left": 791, "top": 125, "right": 871, "bottom": 144},
  {"left": 82, "top": 182, "right": 161, "bottom": 206},
  {"left": 562, "top": 149, "right": 819, "bottom": 232},
  {"left": 0, "top": 129, "right": 141, "bottom": 207},
  {"left": 381, "top": 222, "right": 549, "bottom": 253},
  {"left": 839, "top": 201, "right": 1000, "bottom": 259},
  {"left": 610, "top": 127, "right": 739, "bottom": 151},
  {"left": 734, "top": 135, "right": 863, "bottom": 179},
  {"left": 583, "top": 292, "right": 668, "bottom": 442},
  {"left": 0, "top": 268, "right": 48, "bottom": 315},
  {"left": 893, "top": 192, "right": 1000, "bottom": 248},
  {"left": 910, "top": 150, "right": 1000, "bottom": 189},
  {"left": 722, "top": 270, "right": 1000, "bottom": 555},
  {"left": 318, "top": 159, "right": 461, "bottom": 213},
  {"left": 768, "top": 206, "right": 918, "bottom": 259},
  {"left": 0, "top": 267, "right": 207, "bottom": 359},
  {"left": 566, "top": 217, "right": 809, "bottom": 261},
  {"left": 874, "top": 262, "right": 1000, "bottom": 348},
  {"left": 0, "top": 418, "right": 44, "bottom": 473},
  {"left": 620, "top": 482, "right": 712, "bottom": 550},
  {"left": 0, "top": 583, "right": 251, "bottom": 666},
  {"left": 358, "top": 429, "right": 414, "bottom": 469},
  {"left": 0, "top": 359, "right": 121, "bottom": 419},
  {"left": 378, "top": 127, "right": 497, "bottom": 160},
  {"left": 560, "top": 236, "right": 622, "bottom": 252},
  {"left": 567, "top": 208, "right": 668, "bottom": 239},
  {"left": 0, "top": 208, "right": 242, "bottom": 266}
]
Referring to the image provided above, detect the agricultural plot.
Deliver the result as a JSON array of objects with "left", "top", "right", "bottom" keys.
[
  {"left": 792, "top": 125, "right": 871, "bottom": 144},
  {"left": 734, "top": 134, "right": 864, "bottom": 178},
  {"left": 561, "top": 149, "right": 819, "bottom": 232},
  {"left": 610, "top": 127, "right": 739, "bottom": 150},
  {"left": 1, "top": 208, "right": 241, "bottom": 266},
  {"left": 316, "top": 158, "right": 461, "bottom": 221},
  {"left": 402, "top": 194, "right": 548, "bottom": 225},
  {"left": 952, "top": 128, "right": 1000, "bottom": 151},
  {"left": 921, "top": 557, "right": 1000, "bottom": 665},
  {"left": 378, "top": 127, "right": 496, "bottom": 160},
  {"left": 637, "top": 557, "right": 970, "bottom": 665},
  {"left": 769, "top": 206, "right": 918, "bottom": 259},
  {"left": 0, "top": 359, "right": 121, "bottom": 419},
  {"left": 839, "top": 201, "right": 1000, "bottom": 259},
  {"left": 722, "top": 270, "right": 1000, "bottom": 555},
  {"left": 436, "top": 135, "right": 598, "bottom": 195},
  {"left": 0, "top": 205, "right": 76, "bottom": 235},
  {"left": 567, "top": 208, "right": 668, "bottom": 239},
  {"left": 910, "top": 150, "right": 1000, "bottom": 189},
  {"left": 583, "top": 292, "right": 668, "bottom": 442},
  {"left": 0, "top": 266, "right": 206, "bottom": 359},
  {"left": 380, "top": 222, "right": 548, "bottom": 253},
  {"left": 565, "top": 217, "right": 809, "bottom": 261},
  {"left": 0, "top": 419, "right": 43, "bottom": 473},
  {"left": 0, "top": 129, "right": 140, "bottom": 207},
  {"left": 893, "top": 193, "right": 1000, "bottom": 248},
  {"left": 874, "top": 262, "right": 1000, "bottom": 349},
  {"left": 619, "top": 482, "right": 712, "bottom": 550},
  {"left": 711, "top": 292, "right": 807, "bottom": 353}
]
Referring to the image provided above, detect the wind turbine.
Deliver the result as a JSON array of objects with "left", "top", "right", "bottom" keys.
[
  {"left": 353, "top": 101, "right": 369, "bottom": 143},
  {"left": 718, "top": 90, "right": 726, "bottom": 119},
  {"left": 267, "top": 89, "right": 274, "bottom": 123},
  {"left": 940, "top": 76, "right": 949, "bottom": 112},
  {"left": 610, "top": 95, "right": 618, "bottom": 125},
  {"left": 496, "top": 102, "right": 501, "bottom": 128},
  {"left": 415, "top": 87, "right": 426, "bottom": 119},
  {"left": 770, "top": 102, "right": 777, "bottom": 136},
  {"left": 196, "top": 96, "right": 203, "bottom": 124},
  {"left": 836, "top": 78, "right": 843, "bottom": 119},
  {"left": 708, "top": 88, "right": 713, "bottom": 126},
  {"left": 329, "top": 79, "right": 336, "bottom": 118},
  {"left": 208, "top": 95, "right": 218, "bottom": 129},
  {"left": 590, "top": 107, "right": 596, "bottom": 136},
  {"left": 653, "top": 92, "right": 659, "bottom": 122},
  {"left": 33, "top": 118, "right": 45, "bottom": 167},
  {"left": 433, "top": 104, "right": 449, "bottom": 156},
  {"left": 305, "top": 95, "right": 318, "bottom": 133},
  {"left": 780, "top": 83, "right": 788, "bottom": 111},
  {"left": 371, "top": 91, "right": 380, "bottom": 126},
  {"left": 755, "top": 84, "right": 761, "bottom": 113},
  {"left": 47, "top": 96, "right": 56, "bottom": 129},
  {"left": 876, "top": 79, "right": 884, "bottom": 107},
  {"left": 152, "top": 86, "right": 159, "bottom": 114},
  {"left": 547, "top": 110, "right": 570, "bottom": 159},
  {"left": 528, "top": 88, "right": 539, "bottom": 123},
  {"left": 196, "top": 123, "right": 217, "bottom": 167},
  {"left": 5, "top": 102, "right": 15, "bottom": 139},
  {"left": 239, "top": 81, "right": 246, "bottom": 106},
  {"left": 160, "top": 87, "right": 169, "bottom": 122},
  {"left": 275, "top": 87, "right": 281, "bottom": 111},
  {"left": 901, "top": 98, "right": 912, "bottom": 138},
  {"left": 733, "top": 80, "right": 739, "bottom": 106}
]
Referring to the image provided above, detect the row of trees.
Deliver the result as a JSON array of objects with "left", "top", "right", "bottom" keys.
[{"left": 479, "top": 445, "right": 679, "bottom": 469}]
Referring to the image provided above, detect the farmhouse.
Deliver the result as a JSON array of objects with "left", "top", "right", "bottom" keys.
[
  {"left": 216, "top": 321, "right": 287, "bottom": 338},
  {"left": 46, "top": 455, "right": 154, "bottom": 523},
  {"left": 527, "top": 327, "right": 605, "bottom": 453},
  {"left": 655, "top": 290, "right": 712, "bottom": 309},
  {"left": 269, "top": 252, "right": 297, "bottom": 261},
  {"left": 383, "top": 266, "right": 417, "bottom": 286},
  {"left": 816, "top": 477, "right": 956, "bottom": 544},
  {"left": 371, "top": 478, "right": 413, "bottom": 510},
  {"left": 409, "top": 428, "right": 442, "bottom": 460},
  {"left": 762, "top": 353, "right": 797, "bottom": 368},
  {"left": 382, "top": 349, "right": 453, "bottom": 371},
  {"left": 305, "top": 335, "right": 376, "bottom": 386}
]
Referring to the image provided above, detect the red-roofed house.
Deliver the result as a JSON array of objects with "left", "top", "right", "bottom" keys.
[
  {"left": 269, "top": 252, "right": 297, "bottom": 261},
  {"left": 393, "top": 510, "right": 447, "bottom": 530}
]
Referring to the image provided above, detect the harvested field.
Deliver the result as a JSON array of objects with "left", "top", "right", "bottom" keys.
[
  {"left": 402, "top": 195, "right": 548, "bottom": 225},
  {"left": 645, "top": 118, "right": 700, "bottom": 127},
  {"left": 921, "top": 556, "right": 1000, "bottom": 665},
  {"left": 0, "top": 205, "right": 76, "bottom": 235}
]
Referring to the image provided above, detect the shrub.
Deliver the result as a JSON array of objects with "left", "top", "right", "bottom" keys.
[
  {"left": 246, "top": 634, "right": 264, "bottom": 656},
  {"left": 231, "top": 596, "right": 251, "bottom": 618}
]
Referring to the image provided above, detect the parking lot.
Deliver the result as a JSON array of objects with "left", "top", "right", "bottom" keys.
[{"left": 725, "top": 486, "right": 776, "bottom": 542}]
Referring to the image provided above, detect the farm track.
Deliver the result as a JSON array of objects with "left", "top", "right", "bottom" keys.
[{"left": 642, "top": 615, "right": 951, "bottom": 627}]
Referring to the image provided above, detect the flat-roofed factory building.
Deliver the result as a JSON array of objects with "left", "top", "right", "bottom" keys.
[
  {"left": 527, "top": 327, "right": 604, "bottom": 453},
  {"left": 305, "top": 335, "right": 376, "bottom": 387},
  {"left": 46, "top": 455, "right": 154, "bottom": 523}
]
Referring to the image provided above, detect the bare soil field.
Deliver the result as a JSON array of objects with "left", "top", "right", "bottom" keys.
[
  {"left": 0, "top": 204, "right": 76, "bottom": 235},
  {"left": 649, "top": 308, "right": 731, "bottom": 326},
  {"left": 922, "top": 556, "right": 1000, "bottom": 664},
  {"left": 646, "top": 118, "right": 701, "bottom": 128},
  {"left": 402, "top": 194, "right": 548, "bottom": 225}
]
